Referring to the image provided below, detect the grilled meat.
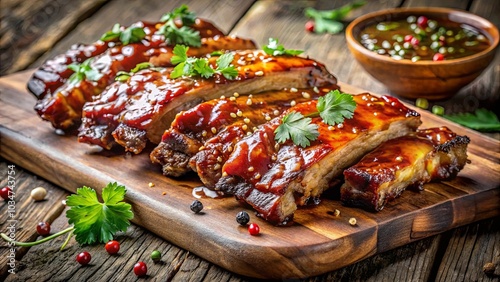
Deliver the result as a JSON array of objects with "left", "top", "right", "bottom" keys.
[
  {"left": 32, "top": 19, "right": 256, "bottom": 131},
  {"left": 216, "top": 94, "right": 422, "bottom": 225},
  {"left": 78, "top": 50, "right": 338, "bottom": 154},
  {"left": 340, "top": 127, "right": 470, "bottom": 211},
  {"left": 150, "top": 85, "right": 340, "bottom": 185}
]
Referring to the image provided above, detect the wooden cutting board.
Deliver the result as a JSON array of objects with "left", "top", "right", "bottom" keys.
[{"left": 1, "top": 70, "right": 499, "bottom": 279}]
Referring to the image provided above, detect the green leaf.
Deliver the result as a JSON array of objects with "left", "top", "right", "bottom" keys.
[
  {"left": 158, "top": 5, "right": 201, "bottom": 47},
  {"left": 317, "top": 90, "right": 356, "bottom": 125},
  {"left": 219, "top": 66, "right": 238, "bottom": 80},
  {"left": 304, "top": 0, "right": 366, "bottom": 34},
  {"left": 314, "top": 17, "right": 344, "bottom": 34},
  {"left": 193, "top": 59, "right": 214, "bottom": 78},
  {"left": 100, "top": 23, "right": 122, "bottom": 41},
  {"left": 444, "top": 109, "right": 500, "bottom": 132},
  {"left": 67, "top": 59, "right": 103, "bottom": 85},
  {"left": 66, "top": 183, "right": 133, "bottom": 245},
  {"left": 263, "top": 38, "right": 303, "bottom": 56},
  {"left": 100, "top": 24, "right": 146, "bottom": 45},
  {"left": 275, "top": 112, "right": 319, "bottom": 148},
  {"left": 171, "top": 45, "right": 189, "bottom": 65},
  {"left": 216, "top": 53, "right": 234, "bottom": 70},
  {"left": 170, "top": 62, "right": 187, "bottom": 79},
  {"left": 131, "top": 62, "right": 152, "bottom": 73}
]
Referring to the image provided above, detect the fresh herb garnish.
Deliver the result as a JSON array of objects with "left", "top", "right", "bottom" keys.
[
  {"left": 157, "top": 4, "right": 201, "bottom": 47},
  {"left": 263, "top": 38, "right": 303, "bottom": 56},
  {"left": 305, "top": 0, "right": 366, "bottom": 34},
  {"left": 100, "top": 23, "right": 146, "bottom": 45},
  {"left": 444, "top": 108, "right": 500, "bottom": 132},
  {"left": 1, "top": 183, "right": 134, "bottom": 248},
  {"left": 170, "top": 45, "right": 238, "bottom": 79},
  {"left": 115, "top": 62, "right": 153, "bottom": 82},
  {"left": 274, "top": 90, "right": 356, "bottom": 147},
  {"left": 67, "top": 58, "right": 103, "bottom": 85}
]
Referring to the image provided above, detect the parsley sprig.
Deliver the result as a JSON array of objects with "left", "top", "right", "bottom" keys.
[
  {"left": 67, "top": 58, "right": 104, "bottom": 85},
  {"left": 275, "top": 90, "right": 356, "bottom": 147},
  {"left": 115, "top": 62, "right": 153, "bottom": 82},
  {"left": 100, "top": 23, "right": 147, "bottom": 45},
  {"left": 444, "top": 108, "right": 500, "bottom": 132},
  {"left": 263, "top": 38, "right": 303, "bottom": 56},
  {"left": 305, "top": 0, "right": 366, "bottom": 34},
  {"left": 157, "top": 4, "right": 201, "bottom": 47},
  {"left": 1, "top": 183, "right": 134, "bottom": 248},
  {"left": 170, "top": 45, "right": 238, "bottom": 79}
]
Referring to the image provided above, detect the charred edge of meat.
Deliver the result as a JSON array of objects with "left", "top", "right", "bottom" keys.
[
  {"left": 112, "top": 124, "right": 148, "bottom": 154},
  {"left": 150, "top": 143, "right": 192, "bottom": 177}
]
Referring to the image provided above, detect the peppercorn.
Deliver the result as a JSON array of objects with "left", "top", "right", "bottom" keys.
[
  {"left": 236, "top": 211, "right": 250, "bottom": 226},
  {"left": 190, "top": 200, "right": 203, "bottom": 213}
]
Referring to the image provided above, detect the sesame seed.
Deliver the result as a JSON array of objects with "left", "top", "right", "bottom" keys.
[
  {"left": 290, "top": 100, "right": 296, "bottom": 106},
  {"left": 349, "top": 217, "right": 357, "bottom": 226},
  {"left": 230, "top": 96, "right": 236, "bottom": 101},
  {"left": 255, "top": 71, "right": 264, "bottom": 76},
  {"left": 213, "top": 164, "right": 221, "bottom": 170},
  {"left": 396, "top": 156, "right": 403, "bottom": 161},
  {"left": 222, "top": 171, "right": 228, "bottom": 177},
  {"left": 274, "top": 143, "right": 280, "bottom": 150},
  {"left": 373, "top": 112, "right": 378, "bottom": 116},
  {"left": 233, "top": 92, "right": 240, "bottom": 97},
  {"left": 237, "top": 110, "right": 243, "bottom": 117},
  {"left": 255, "top": 173, "right": 261, "bottom": 180},
  {"left": 271, "top": 155, "right": 277, "bottom": 161},
  {"left": 242, "top": 124, "right": 248, "bottom": 130},
  {"left": 334, "top": 209, "right": 341, "bottom": 217},
  {"left": 252, "top": 127, "right": 257, "bottom": 132},
  {"left": 201, "top": 130, "right": 207, "bottom": 137},
  {"left": 337, "top": 123, "right": 344, "bottom": 129},
  {"left": 248, "top": 166, "right": 255, "bottom": 172},
  {"left": 290, "top": 87, "right": 298, "bottom": 92},
  {"left": 273, "top": 110, "right": 280, "bottom": 116},
  {"left": 313, "top": 87, "right": 320, "bottom": 93},
  {"left": 230, "top": 113, "right": 237, "bottom": 118},
  {"left": 367, "top": 103, "right": 372, "bottom": 107},
  {"left": 199, "top": 146, "right": 206, "bottom": 151},
  {"left": 246, "top": 99, "right": 252, "bottom": 105},
  {"left": 217, "top": 156, "right": 223, "bottom": 162},
  {"left": 227, "top": 146, "right": 233, "bottom": 152},
  {"left": 328, "top": 126, "right": 334, "bottom": 130},
  {"left": 244, "top": 118, "right": 250, "bottom": 124},
  {"left": 248, "top": 94, "right": 253, "bottom": 98},
  {"left": 263, "top": 133, "right": 268, "bottom": 138},
  {"left": 211, "top": 127, "right": 217, "bottom": 134},
  {"left": 148, "top": 182, "right": 155, "bottom": 188},
  {"left": 220, "top": 95, "right": 226, "bottom": 99},
  {"left": 302, "top": 92, "right": 311, "bottom": 99},
  {"left": 352, "top": 127, "right": 358, "bottom": 134},
  {"left": 265, "top": 115, "right": 271, "bottom": 121},
  {"left": 246, "top": 132, "right": 252, "bottom": 136}
]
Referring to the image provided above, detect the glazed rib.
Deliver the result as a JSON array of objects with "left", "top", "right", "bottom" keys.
[
  {"left": 79, "top": 50, "right": 338, "bottom": 154},
  {"left": 340, "top": 126, "right": 470, "bottom": 211},
  {"left": 32, "top": 19, "right": 256, "bottom": 131},
  {"left": 150, "top": 85, "right": 340, "bottom": 185},
  {"left": 216, "top": 94, "right": 422, "bottom": 225}
]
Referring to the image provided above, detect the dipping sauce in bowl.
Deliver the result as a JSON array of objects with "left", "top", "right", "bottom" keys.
[
  {"left": 345, "top": 7, "right": 499, "bottom": 100},
  {"left": 359, "top": 15, "right": 491, "bottom": 62}
]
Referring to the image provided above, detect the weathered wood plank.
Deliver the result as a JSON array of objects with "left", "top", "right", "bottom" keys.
[
  {"left": 436, "top": 217, "right": 500, "bottom": 282},
  {"left": 0, "top": 161, "right": 68, "bottom": 279},
  {"left": 0, "top": 0, "right": 109, "bottom": 76},
  {"left": 29, "top": 0, "right": 256, "bottom": 69}
]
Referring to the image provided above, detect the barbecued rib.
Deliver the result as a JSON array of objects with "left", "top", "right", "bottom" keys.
[
  {"left": 150, "top": 85, "right": 340, "bottom": 184},
  {"left": 340, "top": 126, "right": 470, "bottom": 211},
  {"left": 216, "top": 94, "right": 422, "bottom": 225},
  {"left": 34, "top": 34, "right": 256, "bottom": 132},
  {"left": 28, "top": 19, "right": 224, "bottom": 100},
  {"left": 79, "top": 50, "right": 338, "bottom": 154}
]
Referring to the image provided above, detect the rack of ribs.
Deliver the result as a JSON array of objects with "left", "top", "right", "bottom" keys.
[
  {"left": 30, "top": 19, "right": 256, "bottom": 132},
  {"left": 78, "top": 50, "right": 338, "bottom": 154},
  {"left": 340, "top": 126, "right": 470, "bottom": 211},
  {"left": 215, "top": 94, "right": 422, "bottom": 225},
  {"left": 150, "top": 85, "right": 340, "bottom": 186}
]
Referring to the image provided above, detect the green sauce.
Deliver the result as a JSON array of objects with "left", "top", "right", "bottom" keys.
[{"left": 359, "top": 15, "right": 490, "bottom": 61}]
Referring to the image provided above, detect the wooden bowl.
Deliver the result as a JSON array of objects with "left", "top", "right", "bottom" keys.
[{"left": 345, "top": 7, "right": 499, "bottom": 100}]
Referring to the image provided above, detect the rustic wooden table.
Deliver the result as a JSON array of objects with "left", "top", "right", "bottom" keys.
[{"left": 1, "top": 0, "right": 499, "bottom": 281}]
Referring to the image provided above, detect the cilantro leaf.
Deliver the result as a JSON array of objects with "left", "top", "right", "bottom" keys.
[
  {"left": 305, "top": 1, "right": 366, "bottom": 34},
  {"left": 317, "top": 90, "right": 356, "bottom": 125},
  {"left": 100, "top": 23, "right": 146, "bottom": 45},
  {"left": 170, "top": 45, "right": 238, "bottom": 80},
  {"left": 274, "top": 90, "right": 357, "bottom": 147},
  {"left": 444, "top": 108, "right": 500, "bottom": 132},
  {"left": 275, "top": 112, "right": 319, "bottom": 148},
  {"left": 66, "top": 182, "right": 133, "bottom": 245},
  {"left": 67, "top": 59, "right": 104, "bottom": 85},
  {"left": 115, "top": 62, "right": 152, "bottom": 82},
  {"left": 157, "top": 5, "right": 201, "bottom": 47},
  {"left": 263, "top": 38, "right": 303, "bottom": 56}
]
